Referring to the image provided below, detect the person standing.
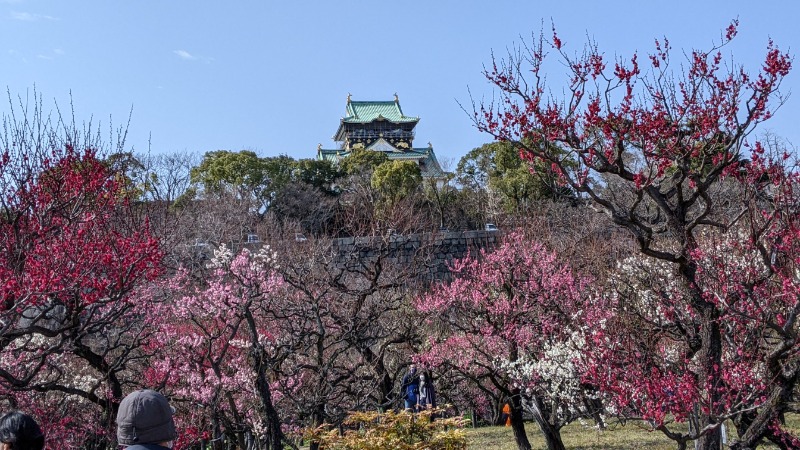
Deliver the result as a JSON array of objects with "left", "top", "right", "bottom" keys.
[
  {"left": 401, "top": 363, "right": 420, "bottom": 411},
  {"left": 116, "top": 389, "right": 177, "bottom": 450},
  {"left": 0, "top": 412, "right": 44, "bottom": 450},
  {"left": 501, "top": 403, "right": 512, "bottom": 427},
  {"left": 418, "top": 372, "right": 436, "bottom": 411}
]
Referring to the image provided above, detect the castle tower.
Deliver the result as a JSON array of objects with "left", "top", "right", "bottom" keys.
[{"left": 316, "top": 94, "right": 444, "bottom": 178}]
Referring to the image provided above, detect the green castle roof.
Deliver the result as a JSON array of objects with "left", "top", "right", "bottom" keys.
[
  {"left": 317, "top": 146, "right": 446, "bottom": 179},
  {"left": 343, "top": 100, "right": 419, "bottom": 124}
]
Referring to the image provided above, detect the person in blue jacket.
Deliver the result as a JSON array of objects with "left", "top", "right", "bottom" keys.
[{"left": 401, "top": 363, "right": 420, "bottom": 410}]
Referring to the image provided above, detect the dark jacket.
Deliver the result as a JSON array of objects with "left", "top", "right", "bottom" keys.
[
  {"left": 401, "top": 371, "right": 420, "bottom": 400},
  {"left": 419, "top": 381, "right": 436, "bottom": 408}
]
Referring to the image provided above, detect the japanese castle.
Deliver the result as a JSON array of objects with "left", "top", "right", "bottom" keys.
[{"left": 316, "top": 94, "right": 445, "bottom": 178}]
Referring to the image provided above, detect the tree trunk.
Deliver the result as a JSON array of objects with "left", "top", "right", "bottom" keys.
[
  {"left": 211, "top": 414, "right": 224, "bottom": 450},
  {"left": 684, "top": 258, "right": 722, "bottom": 450},
  {"left": 536, "top": 422, "right": 566, "bottom": 450},
  {"left": 526, "top": 393, "right": 566, "bottom": 450},
  {"left": 379, "top": 371, "right": 394, "bottom": 409},
  {"left": 729, "top": 374, "right": 798, "bottom": 450},
  {"left": 509, "top": 389, "right": 533, "bottom": 450},
  {"left": 492, "top": 397, "right": 503, "bottom": 425},
  {"left": 697, "top": 337, "right": 722, "bottom": 449},
  {"left": 309, "top": 404, "right": 326, "bottom": 450},
  {"left": 696, "top": 316, "right": 723, "bottom": 450},
  {"left": 583, "top": 394, "right": 606, "bottom": 429},
  {"left": 252, "top": 346, "right": 285, "bottom": 450}
]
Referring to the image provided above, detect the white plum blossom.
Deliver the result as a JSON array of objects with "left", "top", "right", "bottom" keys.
[
  {"left": 207, "top": 243, "right": 234, "bottom": 268},
  {"left": 499, "top": 332, "right": 599, "bottom": 423}
]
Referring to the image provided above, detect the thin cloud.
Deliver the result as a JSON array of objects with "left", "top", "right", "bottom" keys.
[
  {"left": 173, "top": 50, "right": 197, "bottom": 61},
  {"left": 11, "top": 11, "right": 59, "bottom": 21},
  {"left": 173, "top": 49, "right": 213, "bottom": 64},
  {"left": 33, "top": 49, "right": 64, "bottom": 61}
]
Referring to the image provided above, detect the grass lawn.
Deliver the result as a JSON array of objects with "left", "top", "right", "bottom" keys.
[
  {"left": 464, "top": 417, "right": 800, "bottom": 449},
  {"left": 298, "top": 415, "right": 800, "bottom": 449},
  {"left": 466, "top": 421, "right": 684, "bottom": 450}
]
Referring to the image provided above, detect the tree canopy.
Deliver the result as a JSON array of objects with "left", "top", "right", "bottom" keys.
[
  {"left": 457, "top": 141, "right": 573, "bottom": 212},
  {"left": 474, "top": 19, "right": 795, "bottom": 450}
]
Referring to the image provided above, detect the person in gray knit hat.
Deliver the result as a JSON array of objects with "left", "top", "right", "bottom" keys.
[{"left": 116, "top": 389, "right": 177, "bottom": 450}]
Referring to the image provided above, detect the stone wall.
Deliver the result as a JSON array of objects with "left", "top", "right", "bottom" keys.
[{"left": 330, "top": 230, "right": 499, "bottom": 281}]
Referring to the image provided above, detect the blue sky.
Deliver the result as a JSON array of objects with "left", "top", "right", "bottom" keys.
[{"left": 2, "top": 0, "right": 798, "bottom": 167}]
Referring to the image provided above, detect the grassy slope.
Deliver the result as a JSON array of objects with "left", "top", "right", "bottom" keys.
[
  {"left": 464, "top": 417, "right": 800, "bottom": 450},
  {"left": 466, "top": 422, "right": 680, "bottom": 450},
  {"left": 297, "top": 416, "right": 800, "bottom": 449}
]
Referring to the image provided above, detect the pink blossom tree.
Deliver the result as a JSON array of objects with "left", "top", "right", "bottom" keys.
[
  {"left": 473, "top": 20, "right": 795, "bottom": 450},
  {"left": 152, "top": 231, "right": 425, "bottom": 450},
  {"left": 415, "top": 231, "right": 594, "bottom": 450},
  {"left": 149, "top": 244, "right": 299, "bottom": 450}
]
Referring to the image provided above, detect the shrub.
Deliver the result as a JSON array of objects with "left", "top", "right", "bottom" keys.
[{"left": 304, "top": 408, "right": 467, "bottom": 450}]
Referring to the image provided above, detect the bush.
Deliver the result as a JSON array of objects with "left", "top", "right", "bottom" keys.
[{"left": 304, "top": 408, "right": 467, "bottom": 450}]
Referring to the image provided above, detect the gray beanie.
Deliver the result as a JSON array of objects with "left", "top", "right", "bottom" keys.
[{"left": 116, "top": 389, "right": 177, "bottom": 445}]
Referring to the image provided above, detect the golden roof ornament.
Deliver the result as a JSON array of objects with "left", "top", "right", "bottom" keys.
[{"left": 394, "top": 92, "right": 399, "bottom": 103}]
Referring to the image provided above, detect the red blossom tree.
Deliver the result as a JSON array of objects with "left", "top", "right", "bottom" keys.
[
  {"left": 415, "top": 231, "right": 594, "bottom": 450},
  {"left": 0, "top": 132, "right": 163, "bottom": 448},
  {"left": 586, "top": 182, "right": 800, "bottom": 450},
  {"left": 473, "top": 20, "right": 796, "bottom": 450}
]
